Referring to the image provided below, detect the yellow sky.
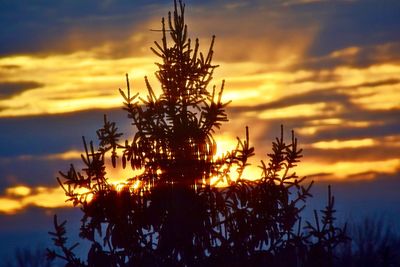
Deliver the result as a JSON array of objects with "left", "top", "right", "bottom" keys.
[
  {"left": 1, "top": 49, "right": 399, "bottom": 213},
  {"left": 1, "top": 53, "right": 399, "bottom": 116},
  {"left": 1, "top": 2, "right": 399, "bottom": 214}
]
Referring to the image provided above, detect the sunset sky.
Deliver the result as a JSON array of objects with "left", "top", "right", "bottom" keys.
[{"left": 0, "top": 0, "right": 399, "bottom": 261}]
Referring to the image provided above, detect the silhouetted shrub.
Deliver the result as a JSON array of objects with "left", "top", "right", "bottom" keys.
[
  {"left": 336, "top": 217, "right": 400, "bottom": 267},
  {"left": 48, "top": 1, "right": 348, "bottom": 266},
  {"left": 3, "top": 247, "right": 53, "bottom": 267}
]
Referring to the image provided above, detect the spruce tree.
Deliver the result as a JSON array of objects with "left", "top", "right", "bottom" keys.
[{"left": 48, "top": 1, "right": 348, "bottom": 266}]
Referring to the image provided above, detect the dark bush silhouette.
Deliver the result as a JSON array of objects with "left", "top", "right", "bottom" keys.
[
  {"left": 3, "top": 247, "right": 53, "bottom": 267},
  {"left": 336, "top": 217, "right": 400, "bottom": 267},
  {"left": 47, "top": 1, "right": 349, "bottom": 266}
]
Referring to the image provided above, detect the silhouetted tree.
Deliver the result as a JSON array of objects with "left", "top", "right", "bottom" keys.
[{"left": 48, "top": 1, "right": 348, "bottom": 266}]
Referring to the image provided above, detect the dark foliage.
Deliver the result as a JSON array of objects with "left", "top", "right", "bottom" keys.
[
  {"left": 3, "top": 247, "right": 53, "bottom": 267},
  {"left": 336, "top": 217, "right": 400, "bottom": 267},
  {"left": 48, "top": 1, "right": 349, "bottom": 266}
]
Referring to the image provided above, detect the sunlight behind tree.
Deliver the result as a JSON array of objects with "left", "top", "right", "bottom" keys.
[{"left": 48, "top": 1, "right": 348, "bottom": 266}]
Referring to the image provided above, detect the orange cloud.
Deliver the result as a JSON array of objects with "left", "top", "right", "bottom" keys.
[
  {"left": 298, "top": 158, "right": 400, "bottom": 180},
  {"left": 0, "top": 186, "right": 67, "bottom": 215},
  {"left": 0, "top": 2, "right": 399, "bottom": 218},
  {"left": 310, "top": 138, "right": 375, "bottom": 149},
  {"left": 0, "top": 53, "right": 155, "bottom": 117}
]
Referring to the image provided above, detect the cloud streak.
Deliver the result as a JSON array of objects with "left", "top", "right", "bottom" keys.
[
  {"left": 0, "top": 0, "right": 399, "bottom": 214},
  {"left": 0, "top": 185, "right": 67, "bottom": 214}
]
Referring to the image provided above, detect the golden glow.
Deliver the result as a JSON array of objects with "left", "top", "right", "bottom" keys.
[
  {"left": 5, "top": 185, "right": 31, "bottom": 197},
  {"left": 311, "top": 138, "right": 375, "bottom": 149},
  {"left": 0, "top": 186, "right": 67, "bottom": 214},
  {"left": 110, "top": 180, "right": 142, "bottom": 192},
  {"left": 298, "top": 158, "right": 400, "bottom": 180},
  {"left": 297, "top": 120, "right": 376, "bottom": 136},
  {"left": 12, "top": 150, "right": 83, "bottom": 161},
  {"left": 296, "top": 126, "right": 320, "bottom": 136},
  {"left": 216, "top": 67, "right": 318, "bottom": 106},
  {"left": 309, "top": 118, "right": 343, "bottom": 125},
  {"left": 103, "top": 149, "right": 145, "bottom": 184},
  {"left": 1, "top": 6, "right": 399, "bottom": 218},
  {"left": 74, "top": 187, "right": 94, "bottom": 203},
  {"left": 334, "top": 64, "right": 400, "bottom": 110},
  {"left": 102, "top": 149, "right": 146, "bottom": 192},
  {"left": 0, "top": 155, "right": 397, "bottom": 214},
  {"left": 213, "top": 133, "right": 239, "bottom": 158},
  {"left": 0, "top": 53, "right": 155, "bottom": 117},
  {"left": 382, "top": 135, "right": 400, "bottom": 145},
  {"left": 46, "top": 150, "right": 83, "bottom": 160},
  {"left": 353, "top": 84, "right": 400, "bottom": 110},
  {"left": 26, "top": 187, "right": 68, "bottom": 209},
  {"left": 0, "top": 198, "right": 21, "bottom": 214},
  {"left": 1, "top": 50, "right": 399, "bottom": 117},
  {"left": 258, "top": 103, "right": 333, "bottom": 120}
]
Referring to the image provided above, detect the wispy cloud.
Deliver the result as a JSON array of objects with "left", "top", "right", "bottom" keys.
[
  {"left": 0, "top": 54, "right": 155, "bottom": 116},
  {"left": 0, "top": 0, "right": 399, "bottom": 215},
  {"left": 0, "top": 185, "right": 66, "bottom": 214},
  {"left": 0, "top": 81, "right": 43, "bottom": 98}
]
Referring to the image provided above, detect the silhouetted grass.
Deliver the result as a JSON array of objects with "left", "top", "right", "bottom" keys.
[
  {"left": 335, "top": 217, "right": 400, "bottom": 267},
  {"left": 3, "top": 247, "right": 53, "bottom": 267}
]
